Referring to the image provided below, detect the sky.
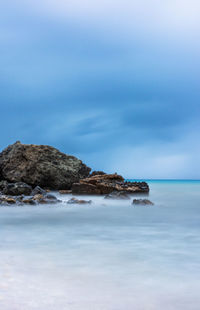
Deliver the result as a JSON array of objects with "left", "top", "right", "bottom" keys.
[{"left": 1, "top": 0, "right": 200, "bottom": 178}]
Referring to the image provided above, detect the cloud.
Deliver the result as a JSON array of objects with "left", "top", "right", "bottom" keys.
[{"left": 0, "top": 0, "right": 200, "bottom": 177}]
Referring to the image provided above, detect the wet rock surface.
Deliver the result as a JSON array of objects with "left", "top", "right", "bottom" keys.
[
  {"left": 132, "top": 199, "right": 154, "bottom": 206},
  {"left": 31, "top": 186, "right": 47, "bottom": 196},
  {"left": 0, "top": 189, "right": 61, "bottom": 206},
  {"left": 0, "top": 181, "right": 32, "bottom": 196},
  {"left": 59, "top": 190, "right": 72, "bottom": 195},
  {"left": 67, "top": 197, "right": 92, "bottom": 205},
  {"left": 0, "top": 141, "right": 91, "bottom": 190},
  {"left": 32, "top": 193, "right": 61, "bottom": 204},
  {"left": 72, "top": 173, "right": 149, "bottom": 195},
  {"left": 0, "top": 196, "right": 17, "bottom": 205},
  {"left": 104, "top": 191, "right": 131, "bottom": 200}
]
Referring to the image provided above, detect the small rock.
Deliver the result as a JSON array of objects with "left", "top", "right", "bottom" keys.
[
  {"left": 59, "top": 190, "right": 72, "bottom": 194},
  {"left": 67, "top": 198, "right": 92, "bottom": 205},
  {"left": 31, "top": 186, "right": 46, "bottom": 196},
  {"left": 22, "top": 198, "right": 36, "bottom": 205},
  {"left": 104, "top": 191, "right": 130, "bottom": 200},
  {"left": 0, "top": 196, "right": 16, "bottom": 204},
  {"left": 33, "top": 194, "right": 44, "bottom": 201},
  {"left": 1, "top": 182, "right": 32, "bottom": 196},
  {"left": 6, "top": 197, "right": 17, "bottom": 204},
  {"left": 132, "top": 199, "right": 154, "bottom": 206},
  {"left": 45, "top": 194, "right": 58, "bottom": 200},
  {"left": 33, "top": 193, "right": 61, "bottom": 204},
  {"left": 0, "top": 180, "right": 8, "bottom": 190}
]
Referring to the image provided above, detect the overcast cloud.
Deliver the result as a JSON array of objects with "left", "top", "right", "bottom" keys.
[{"left": 1, "top": 0, "right": 200, "bottom": 178}]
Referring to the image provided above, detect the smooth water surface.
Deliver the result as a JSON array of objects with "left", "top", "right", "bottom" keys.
[{"left": 0, "top": 181, "right": 200, "bottom": 310}]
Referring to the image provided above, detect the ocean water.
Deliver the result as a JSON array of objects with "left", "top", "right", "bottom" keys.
[{"left": 0, "top": 180, "right": 200, "bottom": 310}]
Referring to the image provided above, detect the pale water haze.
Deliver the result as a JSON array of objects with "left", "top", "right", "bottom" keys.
[{"left": 1, "top": 181, "right": 200, "bottom": 310}]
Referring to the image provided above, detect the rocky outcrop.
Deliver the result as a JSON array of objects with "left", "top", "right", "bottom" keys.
[
  {"left": 72, "top": 173, "right": 149, "bottom": 195},
  {"left": 132, "top": 199, "right": 154, "bottom": 206},
  {"left": 0, "top": 141, "right": 150, "bottom": 202},
  {"left": 0, "top": 141, "right": 91, "bottom": 190}
]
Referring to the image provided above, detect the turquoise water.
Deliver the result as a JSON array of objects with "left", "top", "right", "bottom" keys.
[{"left": 0, "top": 180, "right": 200, "bottom": 310}]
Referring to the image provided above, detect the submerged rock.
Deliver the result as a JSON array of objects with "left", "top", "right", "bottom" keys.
[
  {"left": 132, "top": 199, "right": 154, "bottom": 206},
  {"left": 0, "top": 141, "right": 91, "bottom": 190},
  {"left": 22, "top": 198, "right": 37, "bottom": 205},
  {"left": 67, "top": 197, "right": 92, "bottom": 205},
  {"left": 72, "top": 173, "right": 149, "bottom": 195},
  {"left": 0, "top": 193, "right": 61, "bottom": 206},
  {"left": 0, "top": 189, "right": 61, "bottom": 206},
  {"left": 32, "top": 193, "right": 61, "bottom": 204},
  {"left": 0, "top": 195, "right": 16, "bottom": 205},
  {"left": 59, "top": 189, "right": 72, "bottom": 194},
  {"left": 104, "top": 191, "right": 130, "bottom": 200},
  {"left": 31, "top": 186, "right": 46, "bottom": 196}
]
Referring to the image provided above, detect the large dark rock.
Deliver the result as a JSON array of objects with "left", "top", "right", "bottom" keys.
[
  {"left": 72, "top": 173, "right": 149, "bottom": 195},
  {"left": 0, "top": 141, "right": 91, "bottom": 190}
]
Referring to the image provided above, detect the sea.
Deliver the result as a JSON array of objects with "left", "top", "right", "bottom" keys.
[{"left": 0, "top": 180, "right": 200, "bottom": 310}]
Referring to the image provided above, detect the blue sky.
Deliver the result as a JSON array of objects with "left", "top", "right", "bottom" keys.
[{"left": 1, "top": 0, "right": 200, "bottom": 178}]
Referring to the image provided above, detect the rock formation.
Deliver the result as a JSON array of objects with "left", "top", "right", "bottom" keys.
[
  {"left": 0, "top": 141, "right": 91, "bottom": 190},
  {"left": 72, "top": 173, "right": 149, "bottom": 195},
  {"left": 0, "top": 142, "right": 150, "bottom": 206}
]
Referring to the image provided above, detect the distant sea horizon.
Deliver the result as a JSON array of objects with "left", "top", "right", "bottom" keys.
[{"left": 128, "top": 178, "right": 200, "bottom": 182}]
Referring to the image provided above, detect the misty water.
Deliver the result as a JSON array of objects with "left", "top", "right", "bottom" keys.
[{"left": 0, "top": 181, "right": 200, "bottom": 310}]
